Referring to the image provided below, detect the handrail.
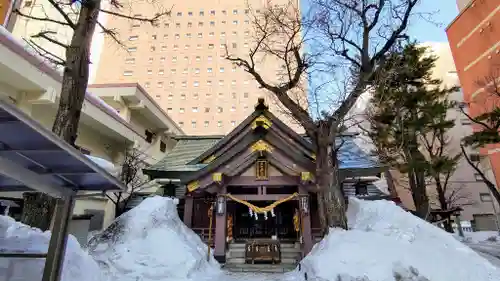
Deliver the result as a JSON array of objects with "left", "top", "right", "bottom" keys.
[{"left": 0, "top": 252, "right": 47, "bottom": 258}]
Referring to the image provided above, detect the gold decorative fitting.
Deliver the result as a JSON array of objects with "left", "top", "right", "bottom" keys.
[
  {"left": 311, "top": 153, "right": 316, "bottom": 160},
  {"left": 301, "top": 172, "right": 312, "bottom": 181},
  {"left": 212, "top": 172, "right": 223, "bottom": 183},
  {"left": 250, "top": 140, "right": 273, "bottom": 153},
  {"left": 251, "top": 115, "right": 272, "bottom": 130},
  {"left": 187, "top": 181, "right": 200, "bottom": 192},
  {"left": 202, "top": 155, "right": 216, "bottom": 164}
]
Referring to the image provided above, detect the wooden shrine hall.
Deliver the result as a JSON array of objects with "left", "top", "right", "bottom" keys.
[{"left": 144, "top": 98, "right": 394, "bottom": 265}]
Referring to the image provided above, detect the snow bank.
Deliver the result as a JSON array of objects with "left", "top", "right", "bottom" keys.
[
  {"left": 87, "top": 196, "right": 220, "bottom": 281},
  {"left": 299, "top": 198, "right": 500, "bottom": 281},
  {"left": 0, "top": 215, "right": 103, "bottom": 281}
]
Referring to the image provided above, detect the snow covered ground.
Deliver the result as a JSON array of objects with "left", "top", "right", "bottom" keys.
[{"left": 1, "top": 196, "right": 500, "bottom": 281}]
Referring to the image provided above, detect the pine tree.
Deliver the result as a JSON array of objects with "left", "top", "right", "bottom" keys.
[{"left": 367, "top": 43, "right": 460, "bottom": 225}]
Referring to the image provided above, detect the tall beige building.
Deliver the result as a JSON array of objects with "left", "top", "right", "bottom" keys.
[{"left": 94, "top": 0, "right": 305, "bottom": 135}]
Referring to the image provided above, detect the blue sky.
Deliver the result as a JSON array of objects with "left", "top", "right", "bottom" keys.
[{"left": 408, "top": 0, "right": 459, "bottom": 43}]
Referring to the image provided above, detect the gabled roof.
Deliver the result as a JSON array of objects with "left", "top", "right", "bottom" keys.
[{"left": 147, "top": 98, "right": 384, "bottom": 177}]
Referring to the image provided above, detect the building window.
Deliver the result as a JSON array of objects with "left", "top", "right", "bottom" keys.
[
  {"left": 193, "top": 93, "right": 199, "bottom": 99},
  {"left": 150, "top": 46, "right": 155, "bottom": 51},
  {"left": 232, "top": 43, "right": 237, "bottom": 48},
  {"left": 208, "top": 44, "right": 214, "bottom": 49},
  {"left": 354, "top": 182, "right": 368, "bottom": 196},
  {"left": 125, "top": 58, "right": 135, "bottom": 64},
  {"left": 147, "top": 69, "right": 152, "bottom": 75},
  {"left": 123, "top": 70, "right": 133, "bottom": 76},
  {"left": 232, "top": 31, "right": 237, "bottom": 36},
  {"left": 158, "top": 69, "right": 164, "bottom": 75},
  {"left": 161, "top": 45, "right": 167, "bottom": 51},
  {"left": 205, "top": 107, "right": 210, "bottom": 113},
  {"left": 186, "top": 33, "right": 192, "bottom": 38},
  {"left": 217, "top": 107, "right": 223, "bottom": 113},
  {"left": 187, "top": 22, "right": 192, "bottom": 27},
  {"left": 175, "top": 33, "right": 180, "bottom": 39},
  {"left": 474, "top": 173, "right": 484, "bottom": 182},
  {"left": 198, "top": 22, "right": 203, "bottom": 27},
  {"left": 151, "top": 34, "right": 157, "bottom": 40},
  {"left": 209, "top": 32, "right": 214, "bottom": 36},
  {"left": 232, "top": 66, "right": 237, "bottom": 72},
  {"left": 231, "top": 93, "right": 236, "bottom": 99},
  {"left": 199, "top": 10, "right": 204, "bottom": 16},
  {"left": 245, "top": 9, "right": 249, "bottom": 14},
  {"left": 244, "top": 31, "right": 250, "bottom": 36},
  {"left": 196, "top": 56, "right": 201, "bottom": 61},
  {"left": 145, "top": 130, "right": 154, "bottom": 143},
  {"left": 221, "top": 32, "right": 226, "bottom": 37},
  {"left": 210, "top": 21, "right": 215, "bottom": 26},
  {"left": 210, "top": 10, "right": 215, "bottom": 15},
  {"left": 207, "top": 68, "right": 213, "bottom": 73},
  {"left": 233, "top": 9, "right": 238, "bottom": 15},
  {"left": 160, "top": 57, "right": 166, "bottom": 62},
  {"left": 244, "top": 20, "right": 249, "bottom": 24},
  {"left": 231, "top": 105, "right": 236, "bottom": 111},
  {"left": 222, "top": 20, "right": 226, "bottom": 24},
  {"left": 192, "top": 107, "right": 199, "bottom": 112},
  {"left": 167, "top": 108, "right": 172, "bottom": 113},
  {"left": 193, "top": 81, "right": 200, "bottom": 87},
  {"left": 173, "top": 44, "right": 178, "bottom": 50},
  {"left": 198, "top": 32, "right": 203, "bottom": 38},
  {"left": 222, "top": 10, "right": 227, "bottom": 15},
  {"left": 177, "top": 12, "right": 182, "bottom": 16},
  {"left": 179, "top": 122, "right": 184, "bottom": 127},
  {"left": 470, "top": 154, "right": 481, "bottom": 162},
  {"left": 128, "top": 35, "right": 138, "bottom": 41},
  {"left": 160, "top": 141, "right": 167, "bottom": 152},
  {"left": 208, "top": 56, "right": 213, "bottom": 61},
  {"left": 220, "top": 43, "right": 226, "bottom": 49},
  {"left": 204, "top": 121, "right": 210, "bottom": 127},
  {"left": 168, "top": 94, "right": 173, "bottom": 99},
  {"left": 181, "top": 94, "right": 186, "bottom": 100},
  {"left": 243, "top": 92, "right": 249, "bottom": 98},
  {"left": 180, "top": 108, "right": 185, "bottom": 113},
  {"left": 231, "top": 121, "right": 236, "bottom": 126},
  {"left": 233, "top": 20, "right": 238, "bottom": 25},
  {"left": 207, "top": 80, "right": 212, "bottom": 86},
  {"left": 183, "top": 68, "right": 188, "bottom": 74},
  {"left": 197, "top": 44, "right": 202, "bottom": 49},
  {"left": 181, "top": 81, "right": 187, "bottom": 87},
  {"left": 169, "top": 82, "right": 175, "bottom": 87},
  {"left": 192, "top": 121, "right": 197, "bottom": 128},
  {"left": 157, "top": 82, "right": 163, "bottom": 88},
  {"left": 220, "top": 67, "right": 225, "bottom": 73},
  {"left": 195, "top": 68, "right": 200, "bottom": 74},
  {"left": 127, "top": 47, "right": 137, "bottom": 52},
  {"left": 145, "top": 82, "right": 150, "bottom": 88},
  {"left": 188, "top": 11, "right": 193, "bottom": 16},
  {"left": 218, "top": 80, "right": 224, "bottom": 86},
  {"left": 171, "top": 69, "right": 176, "bottom": 74},
  {"left": 172, "top": 56, "right": 177, "bottom": 62},
  {"left": 480, "top": 193, "right": 492, "bottom": 202},
  {"left": 217, "top": 121, "right": 223, "bottom": 127}
]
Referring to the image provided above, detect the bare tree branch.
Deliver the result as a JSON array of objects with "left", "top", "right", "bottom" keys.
[
  {"left": 14, "top": 8, "right": 72, "bottom": 27},
  {"left": 46, "top": 0, "right": 76, "bottom": 29},
  {"left": 31, "top": 31, "right": 69, "bottom": 49}
]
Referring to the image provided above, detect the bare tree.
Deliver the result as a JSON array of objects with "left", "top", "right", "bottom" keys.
[
  {"left": 15, "top": 0, "right": 170, "bottom": 229},
  {"left": 225, "top": 0, "right": 419, "bottom": 232},
  {"left": 106, "top": 148, "right": 149, "bottom": 217},
  {"left": 459, "top": 65, "right": 500, "bottom": 205}
]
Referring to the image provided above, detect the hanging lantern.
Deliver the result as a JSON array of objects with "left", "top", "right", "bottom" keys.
[{"left": 216, "top": 196, "right": 226, "bottom": 216}]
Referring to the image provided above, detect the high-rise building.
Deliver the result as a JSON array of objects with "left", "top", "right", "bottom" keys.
[
  {"left": 446, "top": 0, "right": 500, "bottom": 187},
  {"left": 93, "top": 0, "right": 305, "bottom": 135}
]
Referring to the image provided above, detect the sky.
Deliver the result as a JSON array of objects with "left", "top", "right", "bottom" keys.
[{"left": 407, "top": 0, "right": 459, "bottom": 43}]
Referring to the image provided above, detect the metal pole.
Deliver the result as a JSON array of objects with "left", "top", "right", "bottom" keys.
[{"left": 42, "top": 195, "right": 75, "bottom": 281}]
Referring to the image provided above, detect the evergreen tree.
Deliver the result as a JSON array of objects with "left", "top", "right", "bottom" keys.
[{"left": 367, "top": 43, "right": 460, "bottom": 226}]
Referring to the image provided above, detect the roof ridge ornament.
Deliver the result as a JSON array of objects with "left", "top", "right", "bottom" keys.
[
  {"left": 254, "top": 97, "right": 269, "bottom": 111},
  {"left": 251, "top": 114, "right": 272, "bottom": 130}
]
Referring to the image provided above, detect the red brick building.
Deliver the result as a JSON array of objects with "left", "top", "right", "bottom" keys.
[{"left": 446, "top": 0, "right": 500, "bottom": 187}]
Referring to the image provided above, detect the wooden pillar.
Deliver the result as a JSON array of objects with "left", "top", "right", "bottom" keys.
[
  {"left": 214, "top": 187, "right": 227, "bottom": 263},
  {"left": 183, "top": 196, "right": 193, "bottom": 227},
  {"left": 299, "top": 185, "right": 313, "bottom": 256}
]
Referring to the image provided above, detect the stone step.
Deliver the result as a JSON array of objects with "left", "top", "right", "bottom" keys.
[
  {"left": 229, "top": 243, "right": 299, "bottom": 249},
  {"left": 227, "top": 250, "right": 300, "bottom": 259},
  {"left": 223, "top": 263, "right": 297, "bottom": 273},
  {"left": 226, "top": 257, "right": 298, "bottom": 265}
]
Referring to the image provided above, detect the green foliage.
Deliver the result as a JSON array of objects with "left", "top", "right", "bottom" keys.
[
  {"left": 368, "top": 43, "right": 460, "bottom": 182},
  {"left": 462, "top": 107, "right": 500, "bottom": 147}
]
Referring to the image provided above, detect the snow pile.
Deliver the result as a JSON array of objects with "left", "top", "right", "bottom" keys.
[
  {"left": 460, "top": 231, "right": 500, "bottom": 244},
  {"left": 87, "top": 196, "right": 220, "bottom": 281},
  {"left": 0, "top": 215, "right": 103, "bottom": 281},
  {"left": 299, "top": 198, "right": 500, "bottom": 281}
]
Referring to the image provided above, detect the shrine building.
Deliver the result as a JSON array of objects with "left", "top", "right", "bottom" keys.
[{"left": 143, "top": 98, "right": 394, "bottom": 265}]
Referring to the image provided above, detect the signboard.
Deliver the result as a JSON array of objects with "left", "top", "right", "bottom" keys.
[{"left": 255, "top": 159, "right": 269, "bottom": 180}]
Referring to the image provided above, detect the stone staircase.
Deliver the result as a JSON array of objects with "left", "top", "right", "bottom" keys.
[{"left": 223, "top": 242, "right": 301, "bottom": 273}]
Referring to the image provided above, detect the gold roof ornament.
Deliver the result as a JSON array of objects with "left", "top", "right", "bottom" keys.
[
  {"left": 301, "top": 172, "right": 312, "bottom": 182},
  {"left": 212, "top": 172, "right": 223, "bottom": 183},
  {"left": 250, "top": 140, "right": 274, "bottom": 154},
  {"left": 202, "top": 155, "right": 216, "bottom": 164},
  {"left": 311, "top": 153, "right": 316, "bottom": 161},
  {"left": 187, "top": 181, "right": 200, "bottom": 192},
  {"left": 251, "top": 115, "right": 272, "bottom": 130}
]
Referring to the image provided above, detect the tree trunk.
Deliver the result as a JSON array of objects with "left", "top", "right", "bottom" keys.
[
  {"left": 315, "top": 129, "right": 347, "bottom": 234},
  {"left": 20, "top": 1, "right": 101, "bottom": 229},
  {"left": 434, "top": 179, "right": 453, "bottom": 233},
  {"left": 21, "top": 192, "right": 57, "bottom": 231},
  {"left": 408, "top": 168, "right": 430, "bottom": 219}
]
